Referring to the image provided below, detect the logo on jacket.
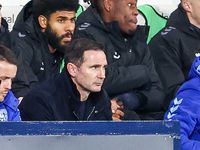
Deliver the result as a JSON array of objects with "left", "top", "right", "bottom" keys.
[
  {"left": 40, "top": 62, "right": 44, "bottom": 71},
  {"left": 166, "top": 97, "right": 183, "bottom": 120},
  {"left": 113, "top": 52, "right": 121, "bottom": 59},
  {"left": 195, "top": 53, "right": 200, "bottom": 57},
  {"left": 174, "top": 97, "right": 183, "bottom": 105},
  {"left": 18, "top": 32, "right": 26, "bottom": 38},
  {"left": 161, "top": 26, "right": 176, "bottom": 35},
  {"left": 78, "top": 23, "right": 91, "bottom": 30},
  {"left": 0, "top": 109, "right": 8, "bottom": 121}
]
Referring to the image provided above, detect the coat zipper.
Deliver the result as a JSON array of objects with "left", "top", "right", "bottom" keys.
[
  {"left": 87, "top": 106, "right": 95, "bottom": 120},
  {"left": 73, "top": 111, "right": 80, "bottom": 120},
  {"left": 73, "top": 106, "right": 96, "bottom": 121}
]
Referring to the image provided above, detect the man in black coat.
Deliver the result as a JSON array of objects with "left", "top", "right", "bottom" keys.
[
  {"left": 19, "top": 38, "right": 112, "bottom": 121},
  {"left": 0, "top": 3, "right": 10, "bottom": 48},
  {"left": 149, "top": 0, "right": 200, "bottom": 111},
  {"left": 75, "top": 0, "right": 165, "bottom": 120},
  {"left": 10, "top": 0, "right": 79, "bottom": 101}
]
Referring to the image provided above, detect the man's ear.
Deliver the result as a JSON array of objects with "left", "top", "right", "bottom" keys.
[
  {"left": 182, "top": 1, "right": 191, "bottom": 12},
  {"left": 38, "top": 15, "right": 47, "bottom": 29},
  {"left": 103, "top": 0, "right": 112, "bottom": 12},
  {"left": 67, "top": 63, "right": 77, "bottom": 77}
]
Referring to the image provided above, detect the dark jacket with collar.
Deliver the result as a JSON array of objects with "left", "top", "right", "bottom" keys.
[
  {"left": 18, "top": 69, "right": 112, "bottom": 121},
  {"left": 10, "top": 1, "right": 63, "bottom": 98},
  {"left": 75, "top": 6, "right": 164, "bottom": 113},
  {"left": 149, "top": 4, "right": 200, "bottom": 110}
]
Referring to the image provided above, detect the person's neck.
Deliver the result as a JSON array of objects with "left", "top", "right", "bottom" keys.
[
  {"left": 187, "top": 12, "right": 200, "bottom": 29},
  {"left": 41, "top": 28, "right": 56, "bottom": 53},
  {"left": 78, "top": 90, "right": 90, "bottom": 102},
  {"left": 102, "top": 13, "right": 112, "bottom": 23},
  {"left": 71, "top": 78, "right": 90, "bottom": 101}
]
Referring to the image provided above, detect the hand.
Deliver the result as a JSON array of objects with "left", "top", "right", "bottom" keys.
[
  {"left": 18, "top": 97, "right": 23, "bottom": 104},
  {"left": 112, "top": 110, "right": 124, "bottom": 121},
  {"left": 111, "top": 99, "right": 120, "bottom": 113},
  {"left": 111, "top": 99, "right": 124, "bottom": 113},
  {"left": 117, "top": 101, "right": 124, "bottom": 110}
]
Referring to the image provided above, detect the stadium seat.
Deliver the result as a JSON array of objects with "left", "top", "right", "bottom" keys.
[{"left": 137, "top": 4, "right": 168, "bottom": 43}]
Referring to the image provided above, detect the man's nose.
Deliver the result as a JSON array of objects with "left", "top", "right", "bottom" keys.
[
  {"left": 98, "top": 68, "right": 106, "bottom": 79},
  {"left": 3, "top": 79, "right": 12, "bottom": 90},
  {"left": 64, "top": 21, "right": 75, "bottom": 32},
  {"left": 134, "top": 8, "right": 139, "bottom": 16}
]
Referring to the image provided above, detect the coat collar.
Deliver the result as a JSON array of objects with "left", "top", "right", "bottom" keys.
[{"left": 1, "top": 90, "right": 19, "bottom": 111}]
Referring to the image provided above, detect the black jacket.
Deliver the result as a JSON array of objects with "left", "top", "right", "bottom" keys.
[
  {"left": 19, "top": 69, "right": 112, "bottom": 121},
  {"left": 75, "top": 7, "right": 164, "bottom": 112},
  {"left": 0, "top": 18, "right": 11, "bottom": 48},
  {"left": 10, "top": 1, "right": 63, "bottom": 98},
  {"left": 148, "top": 4, "right": 200, "bottom": 110}
]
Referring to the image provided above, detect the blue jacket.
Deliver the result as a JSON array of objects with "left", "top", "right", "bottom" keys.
[
  {"left": 0, "top": 90, "right": 21, "bottom": 121},
  {"left": 19, "top": 69, "right": 112, "bottom": 121},
  {"left": 164, "top": 56, "right": 200, "bottom": 150}
]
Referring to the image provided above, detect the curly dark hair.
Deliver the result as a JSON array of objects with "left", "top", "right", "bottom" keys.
[{"left": 32, "top": 0, "right": 79, "bottom": 22}]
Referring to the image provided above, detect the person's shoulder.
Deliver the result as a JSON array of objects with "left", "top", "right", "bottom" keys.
[
  {"left": 76, "top": 7, "right": 102, "bottom": 34},
  {"left": 149, "top": 26, "right": 182, "bottom": 46},
  {"left": 29, "top": 78, "right": 57, "bottom": 97},
  {"left": 180, "top": 77, "right": 200, "bottom": 93},
  {"left": 154, "top": 26, "right": 181, "bottom": 40}
]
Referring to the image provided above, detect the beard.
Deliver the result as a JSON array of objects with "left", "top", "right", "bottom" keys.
[{"left": 45, "top": 23, "right": 73, "bottom": 54}]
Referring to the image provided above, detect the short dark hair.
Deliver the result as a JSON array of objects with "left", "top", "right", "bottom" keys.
[
  {"left": 64, "top": 38, "right": 105, "bottom": 67},
  {"left": 32, "top": 0, "right": 79, "bottom": 22},
  {"left": 0, "top": 45, "right": 18, "bottom": 66}
]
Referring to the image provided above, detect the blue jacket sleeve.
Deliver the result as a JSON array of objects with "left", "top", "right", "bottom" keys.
[
  {"left": 11, "top": 109, "right": 21, "bottom": 121},
  {"left": 164, "top": 89, "right": 200, "bottom": 150}
]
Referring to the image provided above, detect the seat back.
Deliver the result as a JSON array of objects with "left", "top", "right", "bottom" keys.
[
  {"left": 76, "top": 5, "right": 84, "bottom": 18},
  {"left": 137, "top": 4, "right": 168, "bottom": 43}
]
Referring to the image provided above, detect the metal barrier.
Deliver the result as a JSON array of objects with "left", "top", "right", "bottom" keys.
[{"left": 0, "top": 121, "right": 180, "bottom": 150}]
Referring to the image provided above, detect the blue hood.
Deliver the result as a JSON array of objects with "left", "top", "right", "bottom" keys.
[
  {"left": 175, "top": 56, "right": 200, "bottom": 95},
  {"left": 188, "top": 56, "right": 200, "bottom": 80}
]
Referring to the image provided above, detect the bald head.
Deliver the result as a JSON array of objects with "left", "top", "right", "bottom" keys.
[{"left": 181, "top": 0, "right": 200, "bottom": 28}]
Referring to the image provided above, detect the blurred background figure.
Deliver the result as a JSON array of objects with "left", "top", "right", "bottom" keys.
[{"left": 0, "top": 3, "right": 11, "bottom": 48}]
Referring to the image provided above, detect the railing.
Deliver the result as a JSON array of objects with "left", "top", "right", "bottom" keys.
[{"left": 0, "top": 121, "right": 180, "bottom": 150}]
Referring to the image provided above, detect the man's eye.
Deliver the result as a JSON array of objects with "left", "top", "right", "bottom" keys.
[
  {"left": 71, "top": 18, "right": 76, "bottom": 22},
  {"left": 58, "top": 19, "right": 64, "bottom": 23},
  {"left": 128, "top": 3, "right": 132, "bottom": 7}
]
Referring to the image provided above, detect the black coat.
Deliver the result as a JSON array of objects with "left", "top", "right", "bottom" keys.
[
  {"left": 0, "top": 18, "right": 11, "bottom": 48},
  {"left": 75, "top": 6, "right": 164, "bottom": 112},
  {"left": 19, "top": 69, "right": 112, "bottom": 121},
  {"left": 10, "top": 1, "right": 63, "bottom": 98},
  {"left": 149, "top": 4, "right": 200, "bottom": 110}
]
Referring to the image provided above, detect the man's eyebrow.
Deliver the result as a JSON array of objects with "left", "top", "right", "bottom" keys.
[{"left": 57, "top": 16, "right": 76, "bottom": 19}]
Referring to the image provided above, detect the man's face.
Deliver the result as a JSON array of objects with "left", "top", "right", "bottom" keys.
[
  {"left": 45, "top": 10, "right": 76, "bottom": 53},
  {"left": 73, "top": 50, "right": 107, "bottom": 93},
  {"left": 110, "top": 0, "right": 138, "bottom": 35},
  {"left": 0, "top": 61, "right": 17, "bottom": 102},
  {"left": 187, "top": 0, "right": 200, "bottom": 28}
]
